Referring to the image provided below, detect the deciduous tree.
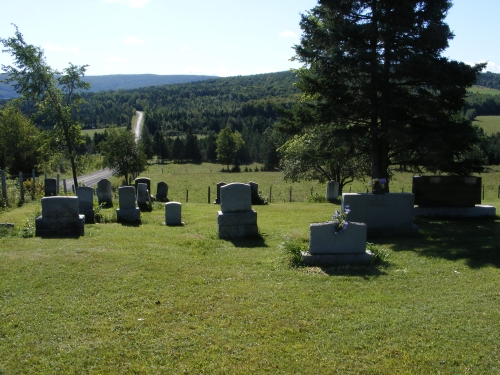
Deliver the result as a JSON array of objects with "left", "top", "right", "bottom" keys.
[{"left": 1, "top": 25, "right": 90, "bottom": 188}]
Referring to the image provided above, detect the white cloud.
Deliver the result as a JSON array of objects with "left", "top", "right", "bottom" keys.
[
  {"left": 466, "top": 60, "right": 500, "bottom": 73},
  {"left": 279, "top": 31, "right": 297, "bottom": 38},
  {"left": 123, "top": 36, "right": 146, "bottom": 45},
  {"left": 181, "top": 46, "right": 189, "bottom": 51},
  {"left": 103, "top": 0, "right": 150, "bottom": 8},
  {"left": 44, "top": 43, "right": 80, "bottom": 53},
  {"left": 105, "top": 56, "right": 127, "bottom": 63}
]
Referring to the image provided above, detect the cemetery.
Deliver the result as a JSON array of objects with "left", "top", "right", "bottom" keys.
[{"left": 1, "top": 164, "right": 500, "bottom": 373}]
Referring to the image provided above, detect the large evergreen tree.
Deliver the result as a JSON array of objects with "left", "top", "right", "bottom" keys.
[{"left": 292, "top": 0, "right": 485, "bottom": 190}]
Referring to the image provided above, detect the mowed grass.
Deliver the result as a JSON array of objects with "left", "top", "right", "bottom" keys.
[
  {"left": 468, "top": 85, "right": 500, "bottom": 95},
  {"left": 1, "top": 164, "right": 500, "bottom": 373},
  {"left": 473, "top": 115, "right": 500, "bottom": 135}
]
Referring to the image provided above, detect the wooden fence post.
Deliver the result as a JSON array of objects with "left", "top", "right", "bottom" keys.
[{"left": 1, "top": 170, "right": 7, "bottom": 206}]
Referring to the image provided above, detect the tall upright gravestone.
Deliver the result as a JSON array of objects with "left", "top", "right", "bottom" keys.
[
  {"left": 77, "top": 186, "right": 95, "bottom": 223},
  {"left": 326, "top": 181, "right": 339, "bottom": 202},
  {"left": 96, "top": 179, "right": 113, "bottom": 207},
  {"left": 116, "top": 186, "right": 140, "bottom": 222},
  {"left": 45, "top": 178, "right": 57, "bottom": 197},
  {"left": 156, "top": 182, "right": 169, "bottom": 202},
  {"left": 217, "top": 183, "right": 258, "bottom": 239}
]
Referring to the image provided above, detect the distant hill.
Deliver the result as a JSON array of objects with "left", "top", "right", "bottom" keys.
[{"left": 0, "top": 74, "right": 217, "bottom": 99}]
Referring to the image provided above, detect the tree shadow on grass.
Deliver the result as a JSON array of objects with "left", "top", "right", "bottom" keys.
[
  {"left": 319, "top": 264, "right": 389, "bottom": 278},
  {"left": 389, "top": 216, "right": 500, "bottom": 268},
  {"left": 119, "top": 221, "right": 141, "bottom": 227}
]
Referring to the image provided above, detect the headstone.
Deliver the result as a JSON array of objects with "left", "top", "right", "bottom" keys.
[
  {"left": 303, "top": 221, "right": 373, "bottom": 266},
  {"left": 326, "top": 181, "right": 339, "bottom": 202},
  {"left": 156, "top": 182, "right": 169, "bottom": 202},
  {"left": 77, "top": 186, "right": 95, "bottom": 223},
  {"left": 249, "top": 181, "right": 262, "bottom": 205},
  {"left": 116, "top": 186, "right": 140, "bottom": 222},
  {"left": 342, "top": 193, "right": 417, "bottom": 236},
  {"left": 214, "top": 182, "right": 226, "bottom": 204},
  {"left": 45, "top": 178, "right": 57, "bottom": 197},
  {"left": 413, "top": 176, "right": 481, "bottom": 207},
  {"left": 165, "top": 202, "right": 183, "bottom": 226},
  {"left": 134, "top": 177, "right": 151, "bottom": 194},
  {"left": 217, "top": 182, "right": 258, "bottom": 239},
  {"left": 136, "top": 183, "right": 151, "bottom": 211},
  {"left": 413, "top": 176, "right": 496, "bottom": 217},
  {"left": 35, "top": 196, "right": 85, "bottom": 237},
  {"left": 96, "top": 179, "right": 113, "bottom": 207}
]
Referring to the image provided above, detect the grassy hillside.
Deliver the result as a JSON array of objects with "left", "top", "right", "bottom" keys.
[{"left": 473, "top": 115, "right": 500, "bottom": 135}]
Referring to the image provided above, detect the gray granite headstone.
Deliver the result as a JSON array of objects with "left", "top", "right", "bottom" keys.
[
  {"left": 136, "top": 183, "right": 151, "bottom": 211},
  {"left": 97, "top": 179, "right": 113, "bottom": 207},
  {"left": 220, "top": 183, "right": 252, "bottom": 213},
  {"left": 156, "top": 182, "right": 168, "bottom": 202},
  {"left": 326, "top": 181, "right": 339, "bottom": 202},
  {"left": 218, "top": 182, "right": 258, "bottom": 238},
  {"left": 134, "top": 177, "right": 151, "bottom": 194},
  {"left": 214, "top": 182, "right": 226, "bottom": 204},
  {"left": 117, "top": 186, "right": 140, "bottom": 222},
  {"left": 45, "top": 178, "right": 57, "bottom": 197},
  {"left": 77, "top": 186, "right": 95, "bottom": 223},
  {"left": 165, "top": 201, "right": 182, "bottom": 226},
  {"left": 35, "top": 196, "right": 85, "bottom": 237}
]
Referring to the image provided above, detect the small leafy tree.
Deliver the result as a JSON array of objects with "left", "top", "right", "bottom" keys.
[
  {"left": 99, "top": 128, "right": 147, "bottom": 185},
  {"left": 1, "top": 25, "right": 90, "bottom": 188},
  {"left": 216, "top": 125, "right": 244, "bottom": 171}
]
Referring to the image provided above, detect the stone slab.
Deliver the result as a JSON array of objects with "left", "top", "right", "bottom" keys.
[
  {"left": 342, "top": 193, "right": 416, "bottom": 236},
  {"left": 116, "top": 207, "right": 141, "bottom": 222},
  {"left": 97, "top": 179, "right": 113, "bottom": 206},
  {"left": 414, "top": 205, "right": 496, "bottom": 218},
  {"left": 217, "top": 210, "right": 257, "bottom": 226},
  {"left": 220, "top": 183, "right": 251, "bottom": 213},
  {"left": 165, "top": 202, "right": 183, "bottom": 226},
  {"left": 309, "top": 221, "right": 367, "bottom": 255},
  {"left": 302, "top": 250, "right": 374, "bottom": 266},
  {"left": 326, "top": 181, "right": 339, "bottom": 202},
  {"left": 35, "top": 214, "right": 85, "bottom": 237},
  {"left": 218, "top": 224, "right": 259, "bottom": 239},
  {"left": 118, "top": 186, "right": 136, "bottom": 210},
  {"left": 41, "top": 196, "right": 80, "bottom": 218},
  {"left": 413, "top": 176, "right": 481, "bottom": 207}
]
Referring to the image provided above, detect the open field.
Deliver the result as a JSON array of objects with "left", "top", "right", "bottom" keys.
[
  {"left": 1, "top": 162, "right": 500, "bottom": 373},
  {"left": 473, "top": 115, "right": 500, "bottom": 135},
  {"left": 468, "top": 85, "right": 500, "bottom": 95}
]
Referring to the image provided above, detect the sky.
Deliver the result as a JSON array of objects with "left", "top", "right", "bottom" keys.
[{"left": 0, "top": 0, "right": 499, "bottom": 77}]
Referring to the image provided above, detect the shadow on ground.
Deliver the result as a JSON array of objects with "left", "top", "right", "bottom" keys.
[{"left": 388, "top": 216, "right": 500, "bottom": 268}]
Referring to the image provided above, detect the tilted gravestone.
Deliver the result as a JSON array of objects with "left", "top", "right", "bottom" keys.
[
  {"left": 116, "top": 186, "right": 140, "bottom": 222},
  {"left": 136, "top": 183, "right": 151, "bottom": 211},
  {"left": 156, "top": 182, "right": 169, "bottom": 202},
  {"left": 77, "top": 186, "right": 95, "bottom": 223},
  {"left": 217, "top": 182, "right": 258, "bottom": 239},
  {"left": 326, "top": 181, "right": 339, "bottom": 202},
  {"left": 134, "top": 177, "right": 151, "bottom": 194},
  {"left": 214, "top": 182, "right": 226, "bottom": 204},
  {"left": 45, "top": 178, "right": 57, "bottom": 197},
  {"left": 35, "top": 196, "right": 85, "bottom": 237},
  {"left": 165, "top": 201, "right": 183, "bottom": 226},
  {"left": 96, "top": 179, "right": 113, "bottom": 207}
]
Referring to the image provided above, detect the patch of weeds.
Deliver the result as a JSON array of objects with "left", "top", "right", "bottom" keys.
[
  {"left": 307, "top": 193, "right": 327, "bottom": 203},
  {"left": 281, "top": 236, "right": 308, "bottom": 268},
  {"left": 94, "top": 203, "right": 117, "bottom": 223},
  {"left": 367, "top": 242, "right": 390, "bottom": 264},
  {"left": 22, "top": 219, "right": 35, "bottom": 238}
]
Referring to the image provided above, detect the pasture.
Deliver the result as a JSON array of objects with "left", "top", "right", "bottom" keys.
[
  {"left": 1, "top": 164, "right": 500, "bottom": 374},
  {"left": 474, "top": 115, "right": 500, "bottom": 135}
]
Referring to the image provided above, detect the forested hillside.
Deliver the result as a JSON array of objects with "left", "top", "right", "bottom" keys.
[{"left": 0, "top": 73, "right": 215, "bottom": 100}]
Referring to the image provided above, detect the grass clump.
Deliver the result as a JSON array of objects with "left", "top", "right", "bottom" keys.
[{"left": 281, "top": 236, "right": 308, "bottom": 267}]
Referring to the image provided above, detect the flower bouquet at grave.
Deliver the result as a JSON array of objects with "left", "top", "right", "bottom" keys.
[
  {"left": 332, "top": 205, "right": 350, "bottom": 235},
  {"left": 368, "top": 178, "right": 387, "bottom": 194}
]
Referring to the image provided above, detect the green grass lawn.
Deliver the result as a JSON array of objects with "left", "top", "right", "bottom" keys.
[
  {"left": 473, "top": 115, "right": 500, "bottom": 135},
  {"left": 1, "top": 191, "right": 500, "bottom": 373}
]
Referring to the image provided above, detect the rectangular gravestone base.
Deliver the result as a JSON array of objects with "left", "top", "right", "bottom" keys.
[
  {"left": 302, "top": 250, "right": 374, "bottom": 266},
  {"left": 414, "top": 205, "right": 496, "bottom": 218},
  {"left": 117, "top": 208, "right": 141, "bottom": 222},
  {"left": 217, "top": 210, "right": 258, "bottom": 239},
  {"left": 35, "top": 215, "right": 85, "bottom": 237}
]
